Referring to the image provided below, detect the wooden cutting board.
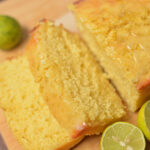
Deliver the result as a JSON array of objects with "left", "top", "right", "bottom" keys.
[{"left": 0, "top": 0, "right": 149, "bottom": 150}]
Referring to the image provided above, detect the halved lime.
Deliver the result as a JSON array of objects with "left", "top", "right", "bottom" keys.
[
  {"left": 101, "top": 122, "right": 145, "bottom": 150},
  {"left": 0, "top": 15, "right": 22, "bottom": 50},
  {"left": 138, "top": 100, "right": 150, "bottom": 141}
]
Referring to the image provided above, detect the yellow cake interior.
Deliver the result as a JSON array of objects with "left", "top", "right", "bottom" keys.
[{"left": 0, "top": 56, "right": 82, "bottom": 150}]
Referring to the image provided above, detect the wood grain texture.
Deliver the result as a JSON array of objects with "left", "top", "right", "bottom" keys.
[{"left": 0, "top": 0, "right": 149, "bottom": 150}]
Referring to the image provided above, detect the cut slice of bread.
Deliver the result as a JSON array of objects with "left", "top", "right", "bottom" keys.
[
  {"left": 0, "top": 56, "right": 83, "bottom": 150},
  {"left": 71, "top": 0, "right": 150, "bottom": 112},
  {"left": 26, "top": 20, "right": 126, "bottom": 138}
]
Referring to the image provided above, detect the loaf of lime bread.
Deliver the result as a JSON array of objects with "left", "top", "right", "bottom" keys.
[
  {"left": 26, "top": 20, "right": 125, "bottom": 138},
  {"left": 0, "top": 56, "right": 83, "bottom": 150},
  {"left": 71, "top": 0, "right": 150, "bottom": 112}
]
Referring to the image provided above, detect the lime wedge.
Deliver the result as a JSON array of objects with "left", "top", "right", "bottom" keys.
[
  {"left": 138, "top": 100, "right": 150, "bottom": 141},
  {"left": 101, "top": 122, "right": 145, "bottom": 150}
]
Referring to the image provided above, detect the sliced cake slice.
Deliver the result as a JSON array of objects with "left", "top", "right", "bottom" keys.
[
  {"left": 26, "top": 20, "right": 125, "bottom": 138},
  {"left": 71, "top": 0, "right": 150, "bottom": 112},
  {"left": 0, "top": 56, "right": 83, "bottom": 150}
]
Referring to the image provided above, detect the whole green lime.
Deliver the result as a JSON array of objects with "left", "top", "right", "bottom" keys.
[{"left": 0, "top": 15, "right": 22, "bottom": 50}]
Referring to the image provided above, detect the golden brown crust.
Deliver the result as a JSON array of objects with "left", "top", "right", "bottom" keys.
[
  {"left": 26, "top": 26, "right": 40, "bottom": 79},
  {"left": 72, "top": 0, "right": 110, "bottom": 11},
  {"left": 72, "top": 113, "right": 125, "bottom": 138},
  {"left": 73, "top": 0, "right": 148, "bottom": 8},
  {"left": 72, "top": 124, "right": 104, "bottom": 138},
  {"left": 137, "top": 79, "right": 150, "bottom": 91}
]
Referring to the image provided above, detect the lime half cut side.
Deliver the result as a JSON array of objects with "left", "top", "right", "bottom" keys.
[
  {"left": 101, "top": 122, "right": 145, "bottom": 150},
  {"left": 138, "top": 100, "right": 150, "bottom": 141}
]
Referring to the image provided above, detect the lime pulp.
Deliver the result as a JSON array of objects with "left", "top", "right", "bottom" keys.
[{"left": 101, "top": 122, "right": 146, "bottom": 150}]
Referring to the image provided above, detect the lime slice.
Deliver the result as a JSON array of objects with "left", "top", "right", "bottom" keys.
[
  {"left": 138, "top": 100, "right": 150, "bottom": 141},
  {"left": 0, "top": 15, "right": 22, "bottom": 50},
  {"left": 101, "top": 122, "right": 145, "bottom": 150}
]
